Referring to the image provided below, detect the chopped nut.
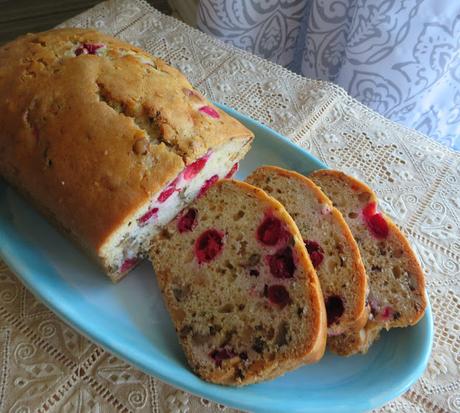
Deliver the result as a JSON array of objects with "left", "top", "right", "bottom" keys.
[
  {"left": 179, "top": 325, "right": 192, "bottom": 338},
  {"left": 172, "top": 285, "right": 190, "bottom": 302},
  {"left": 297, "top": 306, "right": 305, "bottom": 318},
  {"left": 263, "top": 284, "right": 269, "bottom": 297},
  {"left": 192, "top": 332, "right": 210, "bottom": 345},
  {"left": 219, "top": 303, "right": 234, "bottom": 313},
  {"left": 247, "top": 254, "right": 261, "bottom": 266},
  {"left": 252, "top": 337, "right": 266, "bottom": 354},
  {"left": 393, "top": 249, "right": 404, "bottom": 258},
  {"left": 133, "top": 137, "right": 148, "bottom": 155},
  {"left": 275, "top": 321, "right": 289, "bottom": 347},
  {"left": 358, "top": 192, "right": 371, "bottom": 203}
]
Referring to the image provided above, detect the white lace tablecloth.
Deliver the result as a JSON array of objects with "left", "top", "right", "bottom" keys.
[{"left": 1, "top": 0, "right": 459, "bottom": 411}]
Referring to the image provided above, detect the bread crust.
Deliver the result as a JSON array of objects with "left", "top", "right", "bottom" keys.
[{"left": 0, "top": 29, "right": 253, "bottom": 259}]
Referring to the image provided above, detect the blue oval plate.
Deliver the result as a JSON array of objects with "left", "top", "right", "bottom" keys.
[{"left": 0, "top": 104, "right": 432, "bottom": 413}]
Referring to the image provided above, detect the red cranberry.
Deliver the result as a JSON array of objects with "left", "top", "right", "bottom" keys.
[
  {"left": 209, "top": 347, "right": 235, "bottom": 367},
  {"left": 362, "top": 202, "right": 389, "bottom": 238},
  {"left": 381, "top": 306, "right": 394, "bottom": 321},
  {"left": 120, "top": 257, "right": 138, "bottom": 273},
  {"left": 199, "top": 106, "right": 220, "bottom": 119},
  {"left": 75, "top": 46, "right": 88, "bottom": 56},
  {"left": 325, "top": 295, "right": 344, "bottom": 326},
  {"left": 367, "top": 213, "right": 389, "bottom": 238},
  {"left": 177, "top": 208, "right": 198, "bottom": 233},
  {"left": 183, "top": 155, "right": 209, "bottom": 180},
  {"left": 195, "top": 229, "right": 224, "bottom": 264},
  {"left": 309, "top": 251, "right": 324, "bottom": 268},
  {"left": 198, "top": 174, "right": 219, "bottom": 198},
  {"left": 304, "top": 240, "right": 321, "bottom": 252},
  {"left": 267, "top": 285, "right": 291, "bottom": 308},
  {"left": 157, "top": 186, "right": 176, "bottom": 203},
  {"left": 75, "top": 43, "right": 104, "bottom": 56},
  {"left": 83, "top": 43, "right": 104, "bottom": 54},
  {"left": 158, "top": 177, "right": 179, "bottom": 203},
  {"left": 225, "top": 163, "right": 239, "bottom": 179},
  {"left": 267, "top": 247, "right": 296, "bottom": 278},
  {"left": 257, "top": 216, "right": 287, "bottom": 246},
  {"left": 138, "top": 207, "right": 159, "bottom": 226},
  {"left": 362, "top": 202, "right": 377, "bottom": 219},
  {"left": 304, "top": 240, "right": 325, "bottom": 268}
]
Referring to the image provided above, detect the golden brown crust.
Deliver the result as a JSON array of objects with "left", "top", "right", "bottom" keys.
[
  {"left": 311, "top": 170, "right": 376, "bottom": 199},
  {"left": 0, "top": 29, "right": 253, "bottom": 255},
  {"left": 383, "top": 220, "right": 427, "bottom": 324},
  {"left": 247, "top": 165, "right": 368, "bottom": 335},
  {"left": 151, "top": 179, "right": 326, "bottom": 385},
  {"left": 310, "top": 169, "right": 427, "bottom": 355}
]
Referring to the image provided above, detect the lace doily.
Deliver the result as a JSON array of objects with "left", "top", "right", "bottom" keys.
[{"left": 0, "top": 0, "right": 459, "bottom": 411}]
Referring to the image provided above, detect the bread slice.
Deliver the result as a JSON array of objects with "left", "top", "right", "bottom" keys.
[
  {"left": 246, "top": 166, "right": 368, "bottom": 336},
  {"left": 150, "top": 179, "right": 326, "bottom": 385},
  {"left": 309, "top": 169, "right": 427, "bottom": 355},
  {"left": 0, "top": 29, "right": 253, "bottom": 282}
]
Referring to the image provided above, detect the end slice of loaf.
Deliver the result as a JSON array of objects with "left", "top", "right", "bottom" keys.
[
  {"left": 247, "top": 166, "right": 368, "bottom": 336},
  {"left": 150, "top": 179, "right": 326, "bottom": 385},
  {"left": 309, "top": 169, "right": 427, "bottom": 355}
]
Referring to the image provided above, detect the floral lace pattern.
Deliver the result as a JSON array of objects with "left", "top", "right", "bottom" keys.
[{"left": 0, "top": 0, "right": 458, "bottom": 411}]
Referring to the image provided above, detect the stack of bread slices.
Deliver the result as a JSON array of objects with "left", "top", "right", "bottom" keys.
[{"left": 150, "top": 166, "right": 427, "bottom": 385}]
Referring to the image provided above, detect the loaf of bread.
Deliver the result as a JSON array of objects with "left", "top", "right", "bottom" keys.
[
  {"left": 150, "top": 179, "right": 326, "bottom": 385},
  {"left": 0, "top": 29, "right": 253, "bottom": 281},
  {"left": 309, "top": 170, "right": 427, "bottom": 355},
  {"left": 247, "top": 166, "right": 368, "bottom": 336}
]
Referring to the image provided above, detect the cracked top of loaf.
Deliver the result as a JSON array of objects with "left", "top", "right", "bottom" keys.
[{"left": 0, "top": 28, "right": 253, "bottom": 251}]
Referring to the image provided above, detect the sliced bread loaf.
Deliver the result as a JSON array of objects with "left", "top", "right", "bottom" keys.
[
  {"left": 246, "top": 166, "right": 368, "bottom": 336},
  {"left": 150, "top": 179, "right": 326, "bottom": 385},
  {"left": 0, "top": 29, "right": 253, "bottom": 281},
  {"left": 309, "top": 169, "right": 427, "bottom": 355}
]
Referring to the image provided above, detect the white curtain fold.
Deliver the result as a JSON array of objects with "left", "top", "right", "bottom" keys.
[{"left": 197, "top": 0, "right": 460, "bottom": 150}]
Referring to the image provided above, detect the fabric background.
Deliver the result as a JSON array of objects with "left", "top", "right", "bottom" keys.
[
  {"left": 0, "top": 0, "right": 459, "bottom": 411},
  {"left": 197, "top": 0, "right": 460, "bottom": 151}
]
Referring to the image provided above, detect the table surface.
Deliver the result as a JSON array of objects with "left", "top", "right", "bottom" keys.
[{"left": 1, "top": 1, "right": 459, "bottom": 412}]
